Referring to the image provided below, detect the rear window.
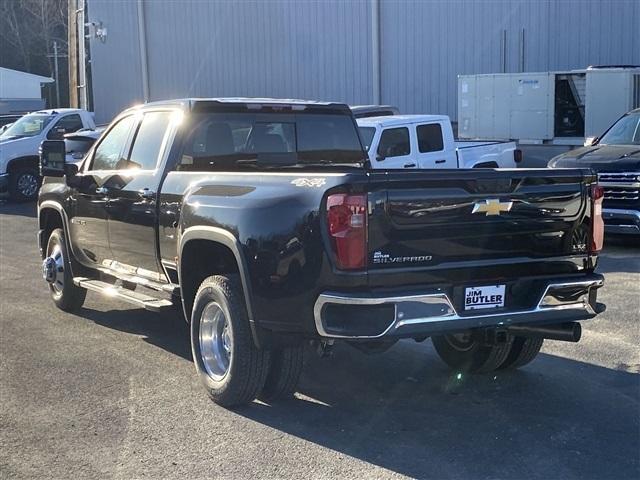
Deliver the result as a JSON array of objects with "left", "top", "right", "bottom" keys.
[
  {"left": 417, "top": 123, "right": 444, "bottom": 152},
  {"left": 178, "top": 112, "right": 364, "bottom": 170}
]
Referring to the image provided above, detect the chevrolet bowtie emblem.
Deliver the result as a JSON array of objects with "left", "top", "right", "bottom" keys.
[{"left": 472, "top": 198, "right": 513, "bottom": 216}]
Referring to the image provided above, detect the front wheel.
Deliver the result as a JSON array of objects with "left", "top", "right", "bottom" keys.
[
  {"left": 190, "top": 275, "right": 270, "bottom": 407},
  {"left": 9, "top": 168, "right": 40, "bottom": 202},
  {"left": 43, "top": 228, "right": 87, "bottom": 312},
  {"left": 432, "top": 332, "right": 513, "bottom": 373}
]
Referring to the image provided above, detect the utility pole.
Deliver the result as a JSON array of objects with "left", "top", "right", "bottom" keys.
[
  {"left": 77, "top": 0, "right": 87, "bottom": 110},
  {"left": 68, "top": 0, "right": 78, "bottom": 108},
  {"left": 53, "top": 41, "right": 60, "bottom": 107},
  {"left": 47, "top": 43, "right": 67, "bottom": 107}
]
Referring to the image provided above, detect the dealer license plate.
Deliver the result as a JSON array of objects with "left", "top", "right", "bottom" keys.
[{"left": 464, "top": 285, "right": 506, "bottom": 311}]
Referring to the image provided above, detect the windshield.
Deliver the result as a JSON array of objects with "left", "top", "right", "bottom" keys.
[
  {"left": 0, "top": 114, "right": 54, "bottom": 139},
  {"left": 358, "top": 127, "right": 376, "bottom": 152},
  {"left": 598, "top": 113, "right": 640, "bottom": 146},
  {"left": 178, "top": 111, "right": 365, "bottom": 170}
]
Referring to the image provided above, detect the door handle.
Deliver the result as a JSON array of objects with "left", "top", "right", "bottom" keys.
[
  {"left": 435, "top": 159, "right": 446, "bottom": 164},
  {"left": 139, "top": 188, "right": 156, "bottom": 200},
  {"left": 404, "top": 163, "right": 416, "bottom": 168},
  {"left": 95, "top": 186, "right": 109, "bottom": 195}
]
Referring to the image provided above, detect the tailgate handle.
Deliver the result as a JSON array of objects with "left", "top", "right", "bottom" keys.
[
  {"left": 435, "top": 159, "right": 445, "bottom": 164},
  {"left": 403, "top": 163, "right": 416, "bottom": 168}
]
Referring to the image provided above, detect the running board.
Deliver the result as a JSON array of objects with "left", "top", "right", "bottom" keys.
[{"left": 73, "top": 277, "right": 174, "bottom": 312}]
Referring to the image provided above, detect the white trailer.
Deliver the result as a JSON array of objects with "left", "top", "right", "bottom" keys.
[{"left": 458, "top": 66, "right": 640, "bottom": 146}]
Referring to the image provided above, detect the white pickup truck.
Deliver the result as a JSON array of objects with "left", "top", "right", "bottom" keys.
[
  {"left": 0, "top": 108, "right": 95, "bottom": 201},
  {"left": 357, "top": 114, "right": 521, "bottom": 169}
]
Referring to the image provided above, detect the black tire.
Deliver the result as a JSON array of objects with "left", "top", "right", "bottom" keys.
[
  {"left": 45, "top": 228, "right": 87, "bottom": 312},
  {"left": 190, "top": 275, "right": 270, "bottom": 407},
  {"left": 498, "top": 336, "right": 544, "bottom": 370},
  {"left": 259, "top": 345, "right": 304, "bottom": 402},
  {"left": 432, "top": 332, "right": 513, "bottom": 373},
  {"left": 9, "top": 167, "right": 40, "bottom": 202}
]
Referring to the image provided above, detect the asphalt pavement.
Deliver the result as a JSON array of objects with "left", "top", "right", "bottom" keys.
[{"left": 1, "top": 201, "right": 638, "bottom": 479}]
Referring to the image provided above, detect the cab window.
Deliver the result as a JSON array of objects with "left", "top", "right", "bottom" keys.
[
  {"left": 89, "top": 116, "right": 136, "bottom": 171},
  {"left": 377, "top": 127, "right": 410, "bottom": 159},
  {"left": 47, "top": 114, "right": 84, "bottom": 139}
]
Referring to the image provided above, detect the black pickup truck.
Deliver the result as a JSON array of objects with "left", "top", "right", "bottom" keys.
[
  {"left": 549, "top": 108, "right": 640, "bottom": 236},
  {"left": 38, "top": 98, "right": 605, "bottom": 407}
]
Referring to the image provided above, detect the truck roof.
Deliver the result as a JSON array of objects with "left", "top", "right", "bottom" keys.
[
  {"left": 136, "top": 98, "right": 351, "bottom": 113},
  {"left": 356, "top": 114, "right": 450, "bottom": 127},
  {"left": 32, "top": 108, "right": 89, "bottom": 115}
]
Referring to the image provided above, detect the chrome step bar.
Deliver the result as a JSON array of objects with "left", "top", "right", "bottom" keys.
[{"left": 73, "top": 277, "right": 174, "bottom": 312}]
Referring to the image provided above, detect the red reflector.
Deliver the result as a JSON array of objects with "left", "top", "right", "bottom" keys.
[
  {"left": 327, "top": 193, "right": 367, "bottom": 270},
  {"left": 514, "top": 149, "right": 523, "bottom": 163},
  {"left": 590, "top": 184, "right": 604, "bottom": 253}
]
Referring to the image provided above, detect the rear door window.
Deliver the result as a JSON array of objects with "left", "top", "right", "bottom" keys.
[
  {"left": 417, "top": 123, "right": 444, "bottom": 152},
  {"left": 127, "top": 111, "right": 172, "bottom": 170}
]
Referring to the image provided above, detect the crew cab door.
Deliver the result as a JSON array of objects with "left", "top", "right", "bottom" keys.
[
  {"left": 105, "top": 110, "right": 174, "bottom": 281},
  {"left": 414, "top": 121, "right": 457, "bottom": 169},
  {"left": 68, "top": 114, "right": 137, "bottom": 268},
  {"left": 374, "top": 126, "right": 417, "bottom": 169}
]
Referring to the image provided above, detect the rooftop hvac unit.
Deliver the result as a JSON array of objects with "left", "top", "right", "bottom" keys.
[{"left": 458, "top": 66, "right": 640, "bottom": 145}]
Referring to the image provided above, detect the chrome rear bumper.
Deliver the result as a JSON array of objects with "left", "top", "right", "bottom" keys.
[{"left": 314, "top": 275, "right": 604, "bottom": 339}]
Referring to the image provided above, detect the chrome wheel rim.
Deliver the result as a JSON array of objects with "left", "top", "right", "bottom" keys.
[
  {"left": 47, "top": 244, "right": 65, "bottom": 294},
  {"left": 444, "top": 332, "right": 475, "bottom": 352},
  {"left": 199, "top": 302, "right": 232, "bottom": 380},
  {"left": 17, "top": 173, "right": 38, "bottom": 198}
]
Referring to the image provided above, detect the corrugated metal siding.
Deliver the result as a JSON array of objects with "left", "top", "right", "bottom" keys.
[
  {"left": 88, "top": 0, "right": 144, "bottom": 123},
  {"left": 380, "top": 0, "right": 640, "bottom": 119},
  {"left": 88, "top": 0, "right": 640, "bottom": 124},
  {"left": 89, "top": 0, "right": 372, "bottom": 123}
]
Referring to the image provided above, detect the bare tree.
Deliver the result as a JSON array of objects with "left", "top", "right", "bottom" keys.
[{"left": 0, "top": 0, "right": 68, "bottom": 105}]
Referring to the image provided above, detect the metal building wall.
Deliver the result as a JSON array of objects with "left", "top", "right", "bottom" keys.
[
  {"left": 88, "top": 0, "right": 640, "bottom": 124},
  {"left": 88, "top": 0, "right": 373, "bottom": 123},
  {"left": 87, "top": 1, "right": 144, "bottom": 122},
  {"left": 380, "top": 0, "right": 640, "bottom": 117}
]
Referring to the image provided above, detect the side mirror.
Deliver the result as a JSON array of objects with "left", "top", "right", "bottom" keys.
[
  {"left": 584, "top": 136, "right": 598, "bottom": 147},
  {"left": 39, "top": 140, "right": 67, "bottom": 177},
  {"left": 376, "top": 150, "right": 386, "bottom": 162}
]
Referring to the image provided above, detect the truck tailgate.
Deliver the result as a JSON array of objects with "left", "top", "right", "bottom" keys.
[{"left": 366, "top": 168, "right": 595, "bottom": 285}]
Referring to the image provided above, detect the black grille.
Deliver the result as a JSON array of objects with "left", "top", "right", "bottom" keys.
[{"left": 598, "top": 172, "right": 640, "bottom": 207}]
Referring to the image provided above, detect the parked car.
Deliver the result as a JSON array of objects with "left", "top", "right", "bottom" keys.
[
  {"left": 0, "top": 109, "right": 95, "bottom": 201},
  {"left": 357, "top": 114, "right": 522, "bottom": 169},
  {"left": 350, "top": 104, "right": 400, "bottom": 119},
  {"left": 38, "top": 98, "right": 604, "bottom": 407},
  {"left": 549, "top": 108, "right": 640, "bottom": 235}
]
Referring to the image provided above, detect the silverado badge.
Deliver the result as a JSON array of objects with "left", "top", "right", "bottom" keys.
[{"left": 472, "top": 198, "right": 513, "bottom": 216}]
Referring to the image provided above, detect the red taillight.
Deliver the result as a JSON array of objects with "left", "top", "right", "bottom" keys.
[
  {"left": 326, "top": 193, "right": 367, "bottom": 270},
  {"left": 590, "top": 184, "right": 604, "bottom": 254}
]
